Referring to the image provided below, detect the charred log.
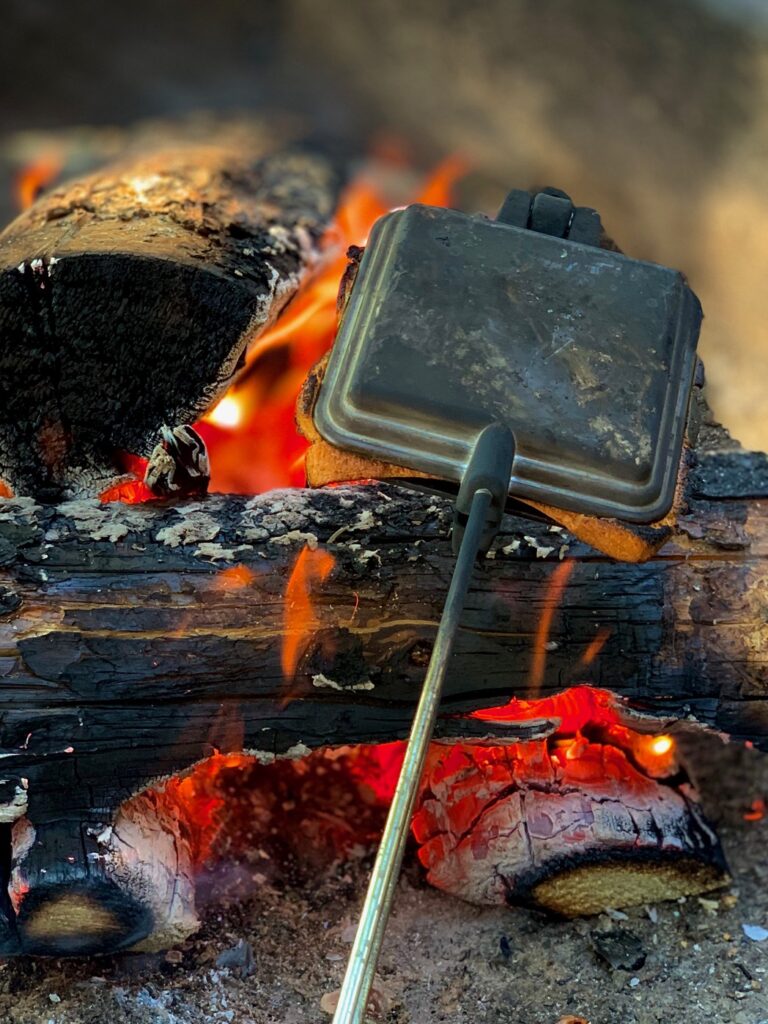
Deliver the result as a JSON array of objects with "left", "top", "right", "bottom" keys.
[
  {"left": 0, "top": 440, "right": 762, "bottom": 952},
  {"left": 0, "top": 144, "right": 337, "bottom": 499}
]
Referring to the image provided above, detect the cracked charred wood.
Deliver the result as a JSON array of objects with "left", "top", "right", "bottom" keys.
[
  {"left": 0, "top": 144, "right": 337, "bottom": 500},
  {"left": 413, "top": 741, "right": 728, "bottom": 917},
  {"left": 0, "top": 437, "right": 763, "bottom": 952}
]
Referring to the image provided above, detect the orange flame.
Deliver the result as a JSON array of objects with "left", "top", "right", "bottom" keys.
[
  {"left": 96, "top": 155, "right": 465, "bottom": 504},
  {"left": 527, "top": 559, "right": 575, "bottom": 696},
  {"left": 281, "top": 546, "right": 336, "bottom": 684},
  {"left": 579, "top": 626, "right": 611, "bottom": 667},
  {"left": 194, "top": 155, "right": 467, "bottom": 497},
  {"left": 14, "top": 152, "right": 62, "bottom": 211}
]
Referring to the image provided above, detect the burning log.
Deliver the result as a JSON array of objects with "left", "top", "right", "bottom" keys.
[
  {"left": 8, "top": 790, "right": 196, "bottom": 956},
  {"left": 0, "top": 428, "right": 762, "bottom": 953},
  {"left": 0, "top": 144, "right": 337, "bottom": 499},
  {"left": 413, "top": 738, "right": 728, "bottom": 917}
]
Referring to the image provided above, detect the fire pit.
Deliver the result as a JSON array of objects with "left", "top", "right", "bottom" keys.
[{"left": 0, "top": 140, "right": 765, "bottom": 986}]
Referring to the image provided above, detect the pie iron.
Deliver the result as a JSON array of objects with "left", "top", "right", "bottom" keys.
[{"left": 314, "top": 188, "right": 702, "bottom": 524}]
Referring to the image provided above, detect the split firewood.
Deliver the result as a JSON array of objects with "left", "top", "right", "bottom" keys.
[{"left": 0, "top": 144, "right": 337, "bottom": 500}]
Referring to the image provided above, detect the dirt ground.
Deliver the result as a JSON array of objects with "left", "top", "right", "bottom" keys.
[{"left": 1, "top": 734, "right": 765, "bottom": 1024}]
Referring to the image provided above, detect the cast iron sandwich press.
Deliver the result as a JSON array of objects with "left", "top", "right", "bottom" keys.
[{"left": 313, "top": 186, "right": 702, "bottom": 1023}]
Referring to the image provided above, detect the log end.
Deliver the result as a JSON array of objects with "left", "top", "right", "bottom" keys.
[
  {"left": 414, "top": 741, "right": 730, "bottom": 917},
  {"left": 529, "top": 854, "right": 729, "bottom": 918},
  {"left": 14, "top": 880, "right": 153, "bottom": 956}
]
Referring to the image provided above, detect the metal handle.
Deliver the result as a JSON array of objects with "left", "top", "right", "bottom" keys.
[{"left": 332, "top": 485, "right": 495, "bottom": 1024}]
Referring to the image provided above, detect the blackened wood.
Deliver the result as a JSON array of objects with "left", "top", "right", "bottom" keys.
[
  {"left": 0, "top": 145, "right": 337, "bottom": 499},
  {"left": 0, "top": 444, "right": 762, "bottom": 821},
  {"left": 0, "top": 441, "right": 762, "bottom": 952},
  {"left": 5, "top": 793, "right": 196, "bottom": 956}
]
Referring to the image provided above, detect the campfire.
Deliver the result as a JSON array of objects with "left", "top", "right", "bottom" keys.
[{"left": 0, "top": 138, "right": 764, "bottom": 988}]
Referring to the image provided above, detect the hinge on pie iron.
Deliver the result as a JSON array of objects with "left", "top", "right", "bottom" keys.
[{"left": 323, "top": 186, "right": 702, "bottom": 1023}]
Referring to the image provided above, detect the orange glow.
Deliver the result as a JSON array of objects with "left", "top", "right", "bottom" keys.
[
  {"left": 207, "top": 395, "right": 242, "bottom": 429},
  {"left": 744, "top": 797, "right": 766, "bottom": 822},
  {"left": 527, "top": 560, "right": 575, "bottom": 696},
  {"left": 281, "top": 546, "right": 336, "bottom": 683},
  {"left": 650, "top": 735, "right": 673, "bottom": 756},
  {"left": 0, "top": 481, "right": 11, "bottom": 499},
  {"left": 161, "top": 752, "right": 250, "bottom": 862},
  {"left": 213, "top": 563, "right": 256, "bottom": 590},
  {"left": 100, "top": 453, "right": 153, "bottom": 503},
  {"left": 101, "top": 156, "right": 466, "bottom": 503},
  {"left": 631, "top": 732, "right": 678, "bottom": 777},
  {"left": 473, "top": 684, "right": 619, "bottom": 731},
  {"left": 14, "top": 152, "right": 62, "bottom": 211}
]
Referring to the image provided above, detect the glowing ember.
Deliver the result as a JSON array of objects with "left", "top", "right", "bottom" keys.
[
  {"left": 744, "top": 797, "right": 766, "bottom": 822},
  {"left": 135, "top": 687, "right": 681, "bottom": 884},
  {"left": 650, "top": 734, "right": 673, "bottom": 756}
]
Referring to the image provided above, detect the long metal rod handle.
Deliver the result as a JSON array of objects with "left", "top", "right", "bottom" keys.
[{"left": 332, "top": 487, "right": 494, "bottom": 1024}]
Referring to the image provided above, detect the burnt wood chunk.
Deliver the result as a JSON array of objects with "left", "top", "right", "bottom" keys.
[
  {"left": 413, "top": 742, "right": 728, "bottom": 916},
  {"left": 0, "top": 145, "right": 337, "bottom": 500},
  {"left": 6, "top": 790, "right": 195, "bottom": 956}
]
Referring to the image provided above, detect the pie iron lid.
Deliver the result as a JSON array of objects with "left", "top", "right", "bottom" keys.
[{"left": 314, "top": 203, "right": 702, "bottom": 523}]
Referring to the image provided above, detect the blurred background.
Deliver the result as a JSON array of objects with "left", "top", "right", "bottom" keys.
[{"left": 1, "top": 0, "right": 766, "bottom": 448}]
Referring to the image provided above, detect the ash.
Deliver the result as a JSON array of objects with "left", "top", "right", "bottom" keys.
[{"left": 1, "top": 735, "right": 766, "bottom": 1024}]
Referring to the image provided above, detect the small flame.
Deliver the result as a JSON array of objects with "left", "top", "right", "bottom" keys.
[
  {"left": 14, "top": 152, "right": 62, "bottom": 211},
  {"left": 743, "top": 797, "right": 765, "bottom": 822},
  {"left": 580, "top": 626, "right": 611, "bottom": 667},
  {"left": 528, "top": 560, "right": 575, "bottom": 697},
  {"left": 281, "top": 546, "right": 336, "bottom": 684}
]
